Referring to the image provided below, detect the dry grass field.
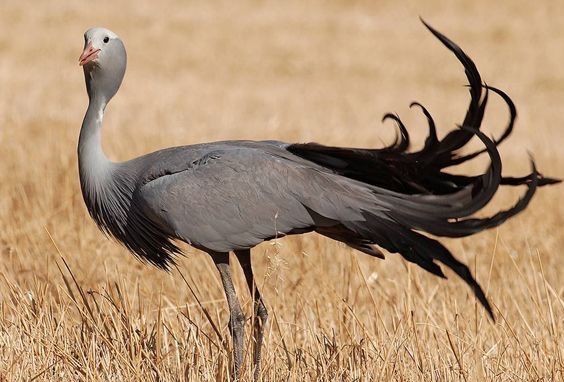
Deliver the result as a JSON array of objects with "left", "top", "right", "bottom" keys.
[{"left": 0, "top": 1, "right": 563, "bottom": 381}]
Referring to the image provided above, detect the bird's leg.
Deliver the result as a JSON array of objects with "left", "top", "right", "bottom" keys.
[
  {"left": 235, "top": 249, "right": 268, "bottom": 381},
  {"left": 213, "top": 253, "right": 246, "bottom": 380}
]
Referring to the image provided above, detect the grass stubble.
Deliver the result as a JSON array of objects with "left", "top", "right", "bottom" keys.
[{"left": 0, "top": 1, "right": 562, "bottom": 381}]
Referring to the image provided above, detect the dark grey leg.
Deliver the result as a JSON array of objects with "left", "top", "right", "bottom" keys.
[
  {"left": 235, "top": 249, "right": 268, "bottom": 381},
  {"left": 213, "top": 252, "right": 246, "bottom": 380}
]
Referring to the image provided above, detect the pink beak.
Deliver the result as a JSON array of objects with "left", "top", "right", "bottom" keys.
[{"left": 79, "top": 42, "right": 101, "bottom": 66}]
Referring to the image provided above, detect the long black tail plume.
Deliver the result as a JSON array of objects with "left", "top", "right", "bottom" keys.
[
  {"left": 288, "top": 21, "right": 559, "bottom": 194},
  {"left": 289, "top": 20, "right": 560, "bottom": 320}
]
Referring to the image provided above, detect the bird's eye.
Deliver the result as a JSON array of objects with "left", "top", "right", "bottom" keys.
[{"left": 103, "top": 37, "right": 109, "bottom": 43}]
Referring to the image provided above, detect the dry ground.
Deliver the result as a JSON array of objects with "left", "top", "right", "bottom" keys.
[{"left": 0, "top": 1, "right": 563, "bottom": 381}]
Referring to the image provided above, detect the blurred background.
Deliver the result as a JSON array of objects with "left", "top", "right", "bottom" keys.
[{"left": 0, "top": 1, "right": 562, "bottom": 380}]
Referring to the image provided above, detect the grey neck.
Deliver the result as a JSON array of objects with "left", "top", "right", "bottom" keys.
[
  {"left": 78, "top": 94, "right": 113, "bottom": 182},
  {"left": 78, "top": 91, "right": 136, "bottom": 239}
]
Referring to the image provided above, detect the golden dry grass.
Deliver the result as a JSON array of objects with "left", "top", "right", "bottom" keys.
[{"left": 0, "top": 1, "right": 563, "bottom": 381}]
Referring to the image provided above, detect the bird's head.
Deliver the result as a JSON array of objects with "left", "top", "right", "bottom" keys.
[{"left": 79, "top": 27, "right": 127, "bottom": 103}]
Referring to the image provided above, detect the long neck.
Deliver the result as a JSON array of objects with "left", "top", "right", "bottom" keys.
[
  {"left": 79, "top": 95, "right": 112, "bottom": 174},
  {"left": 78, "top": 93, "right": 120, "bottom": 219},
  {"left": 78, "top": 93, "right": 136, "bottom": 236}
]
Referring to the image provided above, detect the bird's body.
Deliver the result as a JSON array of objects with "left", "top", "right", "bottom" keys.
[
  {"left": 77, "top": 23, "right": 559, "bottom": 380},
  {"left": 81, "top": 139, "right": 324, "bottom": 258}
]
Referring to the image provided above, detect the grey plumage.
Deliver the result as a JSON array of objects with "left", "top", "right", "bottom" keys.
[{"left": 77, "top": 22, "right": 559, "bottom": 379}]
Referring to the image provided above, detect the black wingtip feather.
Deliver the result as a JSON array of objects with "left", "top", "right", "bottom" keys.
[
  {"left": 360, "top": 214, "right": 494, "bottom": 320},
  {"left": 539, "top": 177, "right": 562, "bottom": 186},
  {"left": 382, "top": 113, "right": 410, "bottom": 152},
  {"left": 410, "top": 102, "right": 439, "bottom": 152},
  {"left": 288, "top": 21, "right": 557, "bottom": 322}
]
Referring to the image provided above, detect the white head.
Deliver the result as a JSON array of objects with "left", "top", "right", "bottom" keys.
[{"left": 79, "top": 27, "right": 127, "bottom": 103}]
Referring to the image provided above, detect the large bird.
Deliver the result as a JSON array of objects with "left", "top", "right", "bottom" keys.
[{"left": 77, "top": 21, "right": 558, "bottom": 380}]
